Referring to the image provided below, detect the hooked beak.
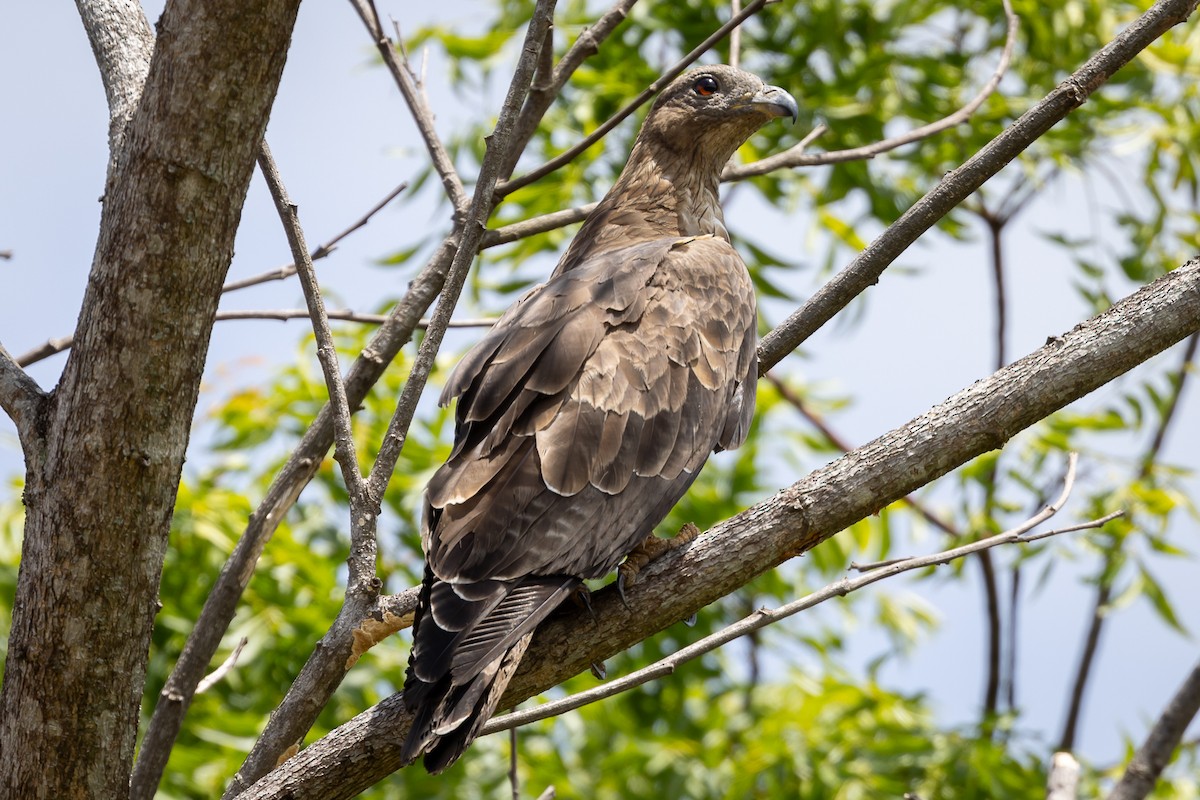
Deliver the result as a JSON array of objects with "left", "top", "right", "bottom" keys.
[{"left": 751, "top": 84, "right": 798, "bottom": 124}]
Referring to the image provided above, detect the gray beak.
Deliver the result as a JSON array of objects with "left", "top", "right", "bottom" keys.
[{"left": 752, "top": 84, "right": 799, "bottom": 124}]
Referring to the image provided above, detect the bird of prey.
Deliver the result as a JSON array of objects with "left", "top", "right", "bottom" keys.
[{"left": 401, "top": 64, "right": 797, "bottom": 773}]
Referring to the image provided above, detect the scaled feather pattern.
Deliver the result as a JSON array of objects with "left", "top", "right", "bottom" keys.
[{"left": 401, "top": 64, "right": 798, "bottom": 773}]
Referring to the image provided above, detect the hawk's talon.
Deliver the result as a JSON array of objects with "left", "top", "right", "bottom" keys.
[{"left": 617, "top": 522, "right": 703, "bottom": 599}]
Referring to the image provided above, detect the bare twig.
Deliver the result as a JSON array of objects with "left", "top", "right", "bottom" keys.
[
  {"left": 196, "top": 637, "right": 249, "bottom": 695},
  {"left": 729, "top": 0, "right": 742, "bottom": 69},
  {"left": 257, "top": 143, "right": 368, "bottom": 507},
  {"left": 724, "top": 0, "right": 1019, "bottom": 180},
  {"left": 758, "top": 0, "right": 1200, "bottom": 373},
  {"left": 212, "top": 309, "right": 496, "bottom": 328},
  {"left": 221, "top": 181, "right": 408, "bottom": 293},
  {"left": 495, "top": 0, "right": 776, "bottom": 198},
  {"left": 362, "top": 0, "right": 559, "bottom": 503},
  {"left": 350, "top": 0, "right": 469, "bottom": 215},
  {"left": 481, "top": 465, "right": 1110, "bottom": 736},
  {"left": 1107, "top": 660, "right": 1200, "bottom": 800}
]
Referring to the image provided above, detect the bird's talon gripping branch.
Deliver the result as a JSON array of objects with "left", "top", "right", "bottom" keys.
[{"left": 617, "top": 521, "right": 702, "bottom": 592}]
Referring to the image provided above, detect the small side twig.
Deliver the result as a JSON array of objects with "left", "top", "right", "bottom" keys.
[
  {"left": 481, "top": 457, "right": 1111, "bottom": 736},
  {"left": 15, "top": 182, "right": 409, "bottom": 369},
  {"left": 724, "top": 0, "right": 1019, "bottom": 180},
  {"left": 196, "top": 637, "right": 249, "bottom": 695},
  {"left": 222, "top": 181, "right": 408, "bottom": 294},
  {"left": 0, "top": 343, "right": 46, "bottom": 451}
]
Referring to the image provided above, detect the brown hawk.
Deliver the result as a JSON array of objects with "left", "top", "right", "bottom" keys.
[{"left": 402, "top": 64, "right": 797, "bottom": 772}]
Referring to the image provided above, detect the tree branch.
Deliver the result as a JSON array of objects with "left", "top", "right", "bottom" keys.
[
  {"left": 0, "top": 344, "right": 46, "bottom": 452},
  {"left": 73, "top": 0, "right": 154, "bottom": 175},
  {"left": 724, "top": 0, "right": 1018, "bottom": 180},
  {"left": 1046, "top": 752, "right": 1080, "bottom": 800},
  {"left": 482, "top": 466, "right": 1111, "bottom": 736},
  {"left": 1107, "top": 660, "right": 1200, "bottom": 800},
  {"left": 14, "top": 182, "right": 409, "bottom": 370},
  {"left": 499, "top": 0, "right": 640, "bottom": 180},
  {"left": 257, "top": 143, "right": 367, "bottom": 507},
  {"left": 756, "top": 0, "right": 1200, "bottom": 373},
  {"left": 221, "top": 181, "right": 408, "bottom": 293},
  {"left": 238, "top": 257, "right": 1200, "bottom": 800}
]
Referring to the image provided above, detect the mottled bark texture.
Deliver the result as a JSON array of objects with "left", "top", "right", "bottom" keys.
[{"left": 0, "top": 1, "right": 300, "bottom": 797}]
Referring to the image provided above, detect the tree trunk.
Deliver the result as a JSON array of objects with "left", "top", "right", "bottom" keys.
[{"left": 0, "top": 1, "right": 300, "bottom": 796}]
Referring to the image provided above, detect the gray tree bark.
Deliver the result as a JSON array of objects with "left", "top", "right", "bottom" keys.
[{"left": 0, "top": 1, "right": 301, "bottom": 796}]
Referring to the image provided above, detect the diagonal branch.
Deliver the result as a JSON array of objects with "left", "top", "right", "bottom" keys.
[
  {"left": 1107, "top": 659, "right": 1200, "bottom": 800},
  {"left": 756, "top": 0, "right": 1200, "bottom": 373},
  {"left": 482, "top": 463, "right": 1114, "bottom": 736},
  {"left": 724, "top": 0, "right": 1018, "bottom": 180},
  {"left": 238, "top": 256, "right": 1200, "bottom": 800}
]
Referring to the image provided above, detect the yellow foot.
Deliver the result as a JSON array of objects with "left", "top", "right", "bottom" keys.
[{"left": 617, "top": 522, "right": 701, "bottom": 603}]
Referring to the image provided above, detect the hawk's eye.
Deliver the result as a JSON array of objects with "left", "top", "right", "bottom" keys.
[{"left": 693, "top": 76, "right": 719, "bottom": 96}]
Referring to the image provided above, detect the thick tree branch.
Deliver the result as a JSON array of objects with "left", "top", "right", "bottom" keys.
[
  {"left": 482, "top": 469, "right": 1114, "bottom": 736},
  {"left": 0, "top": 0, "right": 303, "bottom": 796},
  {"left": 238, "top": 258, "right": 1200, "bottom": 799},
  {"left": 1107, "top": 660, "right": 1200, "bottom": 800},
  {"left": 222, "top": 3, "right": 559, "bottom": 794},
  {"left": 756, "top": 0, "right": 1200, "bottom": 373},
  {"left": 0, "top": 344, "right": 46, "bottom": 453},
  {"left": 73, "top": 0, "right": 154, "bottom": 174}
]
